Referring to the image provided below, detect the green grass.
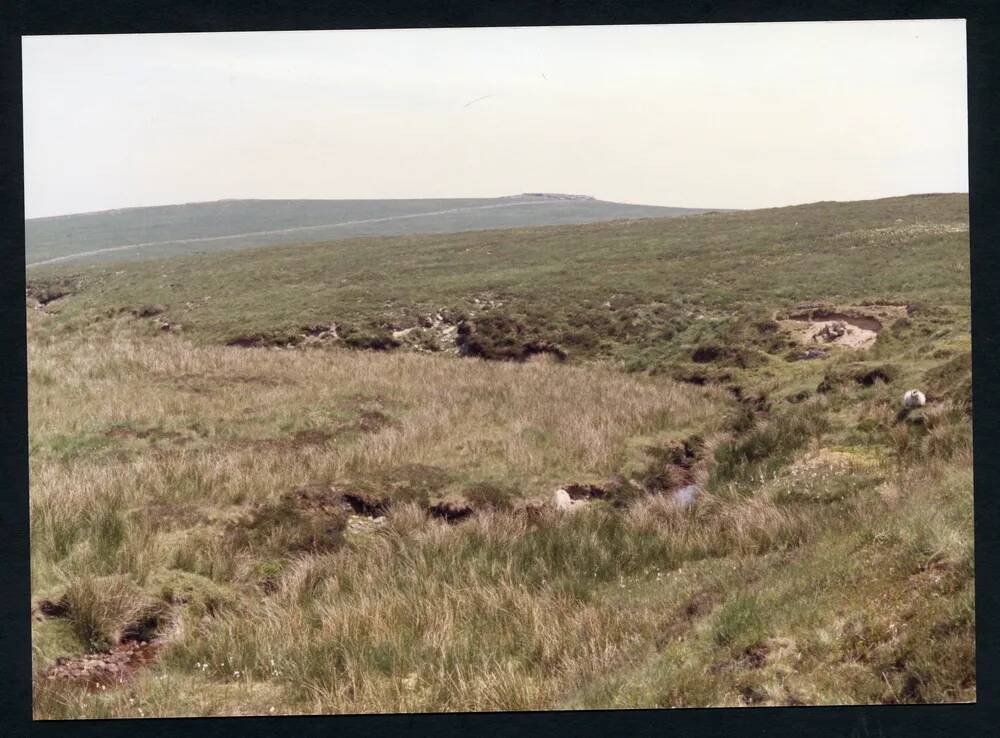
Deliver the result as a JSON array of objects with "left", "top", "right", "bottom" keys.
[
  {"left": 26, "top": 195, "right": 709, "bottom": 266},
  {"left": 30, "top": 194, "right": 969, "bottom": 365},
  {"left": 27, "top": 193, "right": 974, "bottom": 717},
  {"left": 712, "top": 595, "right": 766, "bottom": 651}
]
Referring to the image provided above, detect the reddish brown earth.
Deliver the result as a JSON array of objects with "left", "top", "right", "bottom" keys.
[{"left": 40, "top": 640, "right": 164, "bottom": 690}]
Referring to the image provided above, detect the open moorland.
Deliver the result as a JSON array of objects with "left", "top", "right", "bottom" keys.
[
  {"left": 27, "top": 193, "right": 974, "bottom": 717},
  {"left": 25, "top": 194, "right": 712, "bottom": 267}
]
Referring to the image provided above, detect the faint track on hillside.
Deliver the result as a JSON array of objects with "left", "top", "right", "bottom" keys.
[{"left": 26, "top": 200, "right": 564, "bottom": 268}]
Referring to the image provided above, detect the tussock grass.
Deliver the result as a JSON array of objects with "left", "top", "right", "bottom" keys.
[
  {"left": 27, "top": 194, "right": 974, "bottom": 716},
  {"left": 712, "top": 595, "right": 766, "bottom": 651},
  {"left": 29, "top": 314, "right": 974, "bottom": 715},
  {"left": 60, "top": 576, "right": 167, "bottom": 652},
  {"left": 711, "top": 407, "right": 829, "bottom": 487}
]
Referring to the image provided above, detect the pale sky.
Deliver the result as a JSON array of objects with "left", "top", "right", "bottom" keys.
[{"left": 22, "top": 21, "right": 968, "bottom": 219}]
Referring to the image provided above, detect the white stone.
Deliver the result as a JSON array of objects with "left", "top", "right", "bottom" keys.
[
  {"left": 903, "top": 389, "right": 926, "bottom": 408},
  {"left": 673, "top": 484, "right": 700, "bottom": 508},
  {"left": 553, "top": 488, "right": 574, "bottom": 511}
]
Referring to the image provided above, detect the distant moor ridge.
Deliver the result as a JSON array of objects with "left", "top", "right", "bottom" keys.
[{"left": 25, "top": 194, "right": 715, "bottom": 268}]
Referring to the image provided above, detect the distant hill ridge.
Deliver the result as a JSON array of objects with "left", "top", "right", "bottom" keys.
[
  {"left": 506, "top": 193, "right": 597, "bottom": 201},
  {"left": 25, "top": 195, "right": 712, "bottom": 268}
]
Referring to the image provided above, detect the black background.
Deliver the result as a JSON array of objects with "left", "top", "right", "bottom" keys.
[{"left": 1, "top": 2, "right": 997, "bottom": 736}]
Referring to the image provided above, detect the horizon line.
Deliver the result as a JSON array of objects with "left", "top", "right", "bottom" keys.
[{"left": 24, "top": 190, "right": 970, "bottom": 221}]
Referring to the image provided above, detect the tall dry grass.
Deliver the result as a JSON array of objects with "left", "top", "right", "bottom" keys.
[
  {"left": 28, "top": 313, "right": 725, "bottom": 586},
  {"left": 28, "top": 311, "right": 975, "bottom": 717}
]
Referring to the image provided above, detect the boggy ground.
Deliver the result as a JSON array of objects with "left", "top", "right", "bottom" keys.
[
  {"left": 29, "top": 316, "right": 973, "bottom": 716},
  {"left": 28, "top": 195, "right": 974, "bottom": 717}
]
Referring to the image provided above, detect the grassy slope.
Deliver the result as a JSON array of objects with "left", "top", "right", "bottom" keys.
[
  {"left": 28, "top": 194, "right": 974, "bottom": 716},
  {"left": 32, "top": 194, "right": 969, "bottom": 358},
  {"left": 26, "top": 196, "right": 710, "bottom": 266}
]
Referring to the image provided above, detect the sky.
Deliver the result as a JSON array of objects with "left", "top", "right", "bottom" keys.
[{"left": 22, "top": 21, "right": 968, "bottom": 218}]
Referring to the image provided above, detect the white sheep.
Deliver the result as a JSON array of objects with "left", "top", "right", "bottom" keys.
[{"left": 903, "top": 389, "right": 926, "bottom": 408}]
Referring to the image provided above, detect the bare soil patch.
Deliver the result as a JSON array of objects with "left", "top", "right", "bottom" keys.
[
  {"left": 34, "top": 597, "right": 70, "bottom": 619},
  {"left": 788, "top": 317, "right": 879, "bottom": 350},
  {"left": 428, "top": 498, "right": 476, "bottom": 523},
  {"left": 738, "top": 684, "right": 768, "bottom": 705},
  {"left": 26, "top": 277, "right": 79, "bottom": 305},
  {"left": 788, "top": 309, "right": 884, "bottom": 333},
  {"left": 130, "top": 304, "right": 165, "bottom": 318},
  {"left": 341, "top": 490, "right": 391, "bottom": 518},
  {"left": 40, "top": 640, "right": 164, "bottom": 691},
  {"left": 781, "top": 304, "right": 906, "bottom": 351},
  {"left": 563, "top": 483, "right": 611, "bottom": 501},
  {"left": 38, "top": 605, "right": 173, "bottom": 691}
]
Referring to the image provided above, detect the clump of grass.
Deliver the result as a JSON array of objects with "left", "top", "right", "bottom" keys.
[
  {"left": 711, "top": 407, "right": 828, "bottom": 486},
  {"left": 61, "top": 575, "right": 166, "bottom": 651},
  {"left": 712, "top": 595, "right": 766, "bottom": 652},
  {"left": 227, "top": 494, "right": 349, "bottom": 556},
  {"left": 151, "top": 570, "right": 241, "bottom": 618},
  {"left": 30, "top": 484, "right": 135, "bottom": 576},
  {"left": 924, "top": 351, "right": 972, "bottom": 413},
  {"left": 889, "top": 401, "right": 971, "bottom": 464},
  {"left": 39, "top": 432, "right": 114, "bottom": 462},
  {"left": 462, "top": 481, "right": 519, "bottom": 510}
]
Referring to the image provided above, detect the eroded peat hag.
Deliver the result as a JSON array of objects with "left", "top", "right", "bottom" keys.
[
  {"left": 41, "top": 641, "right": 166, "bottom": 692},
  {"left": 28, "top": 195, "right": 974, "bottom": 717}
]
